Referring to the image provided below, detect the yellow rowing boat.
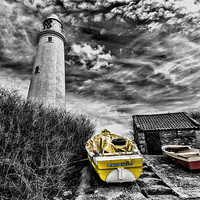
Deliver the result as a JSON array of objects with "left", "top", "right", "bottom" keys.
[{"left": 85, "top": 129, "right": 143, "bottom": 183}]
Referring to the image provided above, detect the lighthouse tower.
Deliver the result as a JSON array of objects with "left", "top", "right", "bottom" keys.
[{"left": 28, "top": 14, "right": 66, "bottom": 109}]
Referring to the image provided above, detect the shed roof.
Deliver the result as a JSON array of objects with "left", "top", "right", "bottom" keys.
[{"left": 132, "top": 112, "right": 200, "bottom": 132}]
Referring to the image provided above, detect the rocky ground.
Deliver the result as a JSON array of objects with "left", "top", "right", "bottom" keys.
[{"left": 75, "top": 155, "right": 200, "bottom": 200}]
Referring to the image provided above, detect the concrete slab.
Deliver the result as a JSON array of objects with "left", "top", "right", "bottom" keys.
[
  {"left": 75, "top": 165, "right": 147, "bottom": 200},
  {"left": 76, "top": 156, "right": 200, "bottom": 199},
  {"left": 144, "top": 155, "right": 200, "bottom": 199}
]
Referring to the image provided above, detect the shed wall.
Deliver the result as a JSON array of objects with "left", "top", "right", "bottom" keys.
[{"left": 133, "top": 128, "right": 199, "bottom": 155}]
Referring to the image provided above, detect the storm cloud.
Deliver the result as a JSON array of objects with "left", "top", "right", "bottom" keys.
[{"left": 1, "top": 0, "right": 200, "bottom": 135}]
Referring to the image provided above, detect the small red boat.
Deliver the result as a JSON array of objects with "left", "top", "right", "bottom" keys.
[{"left": 162, "top": 145, "right": 200, "bottom": 170}]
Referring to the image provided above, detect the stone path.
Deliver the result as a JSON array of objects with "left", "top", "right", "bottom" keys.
[
  {"left": 144, "top": 155, "right": 200, "bottom": 199},
  {"left": 75, "top": 165, "right": 146, "bottom": 200},
  {"left": 137, "top": 163, "right": 179, "bottom": 199},
  {"left": 75, "top": 156, "right": 200, "bottom": 200}
]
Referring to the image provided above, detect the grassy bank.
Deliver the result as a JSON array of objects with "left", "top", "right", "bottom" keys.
[
  {"left": 189, "top": 111, "right": 200, "bottom": 124},
  {"left": 0, "top": 89, "right": 95, "bottom": 199}
]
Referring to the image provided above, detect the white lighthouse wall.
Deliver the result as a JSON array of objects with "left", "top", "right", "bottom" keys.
[
  {"left": 56, "top": 37, "right": 66, "bottom": 109},
  {"left": 28, "top": 34, "right": 65, "bottom": 109}
]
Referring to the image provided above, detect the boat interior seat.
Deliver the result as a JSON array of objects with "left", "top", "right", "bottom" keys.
[{"left": 177, "top": 151, "right": 200, "bottom": 156}]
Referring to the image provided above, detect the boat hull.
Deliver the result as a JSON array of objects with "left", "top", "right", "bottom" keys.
[
  {"left": 88, "top": 154, "right": 143, "bottom": 182},
  {"left": 167, "top": 155, "right": 200, "bottom": 170}
]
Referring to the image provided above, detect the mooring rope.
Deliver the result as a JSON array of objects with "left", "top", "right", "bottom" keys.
[{"left": 38, "top": 158, "right": 89, "bottom": 170}]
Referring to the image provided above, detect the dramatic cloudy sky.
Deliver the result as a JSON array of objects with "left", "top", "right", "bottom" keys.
[{"left": 1, "top": 0, "right": 200, "bottom": 137}]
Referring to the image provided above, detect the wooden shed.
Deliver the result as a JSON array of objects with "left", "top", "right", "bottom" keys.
[{"left": 132, "top": 112, "right": 200, "bottom": 155}]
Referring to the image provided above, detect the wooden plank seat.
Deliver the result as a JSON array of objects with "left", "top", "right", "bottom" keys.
[{"left": 177, "top": 151, "right": 200, "bottom": 158}]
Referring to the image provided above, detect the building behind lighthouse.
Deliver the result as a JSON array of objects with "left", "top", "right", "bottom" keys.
[{"left": 28, "top": 14, "right": 66, "bottom": 109}]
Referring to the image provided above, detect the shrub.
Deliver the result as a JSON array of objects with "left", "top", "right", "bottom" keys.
[
  {"left": 0, "top": 88, "right": 95, "bottom": 199},
  {"left": 189, "top": 110, "right": 200, "bottom": 124}
]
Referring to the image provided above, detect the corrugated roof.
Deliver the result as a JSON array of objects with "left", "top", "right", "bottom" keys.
[{"left": 132, "top": 112, "right": 200, "bottom": 131}]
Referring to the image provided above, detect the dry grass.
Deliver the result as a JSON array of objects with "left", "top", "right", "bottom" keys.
[
  {"left": 189, "top": 110, "right": 200, "bottom": 124},
  {"left": 0, "top": 88, "right": 95, "bottom": 199}
]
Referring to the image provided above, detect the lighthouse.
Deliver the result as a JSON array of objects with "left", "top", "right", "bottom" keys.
[{"left": 28, "top": 14, "right": 66, "bottom": 109}]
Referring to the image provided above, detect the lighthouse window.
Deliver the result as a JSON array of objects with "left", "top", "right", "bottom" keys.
[
  {"left": 35, "top": 66, "right": 40, "bottom": 73},
  {"left": 44, "top": 19, "right": 52, "bottom": 29},
  {"left": 48, "top": 37, "right": 52, "bottom": 42}
]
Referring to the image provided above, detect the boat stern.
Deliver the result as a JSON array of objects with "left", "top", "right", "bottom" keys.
[{"left": 92, "top": 155, "right": 143, "bottom": 183}]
